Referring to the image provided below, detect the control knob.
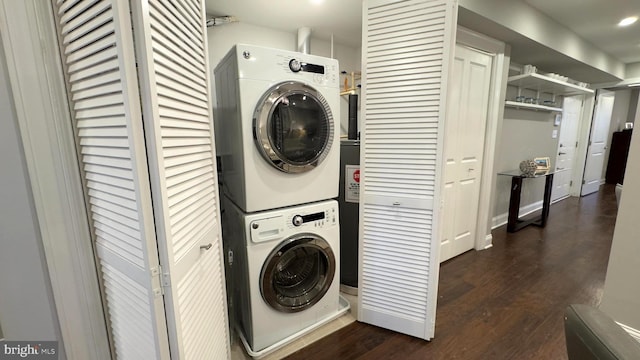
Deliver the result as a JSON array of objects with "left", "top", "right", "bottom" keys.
[
  {"left": 292, "top": 215, "right": 303, "bottom": 226},
  {"left": 289, "top": 59, "right": 301, "bottom": 72}
]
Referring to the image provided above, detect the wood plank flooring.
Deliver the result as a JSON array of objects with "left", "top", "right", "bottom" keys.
[{"left": 285, "top": 185, "right": 618, "bottom": 360}]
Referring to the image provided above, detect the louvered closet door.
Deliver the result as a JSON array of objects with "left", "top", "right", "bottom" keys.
[
  {"left": 53, "top": 0, "right": 171, "bottom": 358},
  {"left": 130, "top": 0, "right": 230, "bottom": 359},
  {"left": 359, "top": 0, "right": 457, "bottom": 339}
]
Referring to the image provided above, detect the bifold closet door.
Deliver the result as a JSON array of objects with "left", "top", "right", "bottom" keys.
[
  {"left": 52, "top": 0, "right": 229, "bottom": 358},
  {"left": 130, "top": 0, "right": 230, "bottom": 358},
  {"left": 358, "top": 0, "right": 457, "bottom": 340}
]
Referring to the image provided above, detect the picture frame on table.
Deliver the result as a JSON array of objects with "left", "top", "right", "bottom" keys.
[{"left": 534, "top": 157, "right": 550, "bottom": 171}]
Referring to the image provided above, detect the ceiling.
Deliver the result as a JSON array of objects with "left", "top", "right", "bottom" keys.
[
  {"left": 525, "top": 0, "right": 640, "bottom": 64},
  {"left": 205, "top": 0, "right": 362, "bottom": 47},
  {"left": 205, "top": 0, "right": 640, "bottom": 82}
]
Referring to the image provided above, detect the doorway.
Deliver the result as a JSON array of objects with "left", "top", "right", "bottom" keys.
[
  {"left": 582, "top": 90, "right": 615, "bottom": 196},
  {"left": 440, "top": 44, "right": 493, "bottom": 262},
  {"left": 552, "top": 95, "right": 583, "bottom": 202},
  {"left": 439, "top": 27, "right": 507, "bottom": 262}
]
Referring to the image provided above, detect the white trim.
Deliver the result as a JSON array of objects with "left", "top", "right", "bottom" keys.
[
  {"left": 492, "top": 200, "right": 544, "bottom": 229},
  {"left": 617, "top": 322, "right": 640, "bottom": 344},
  {"left": 456, "top": 26, "right": 507, "bottom": 251},
  {"left": 0, "top": 1, "right": 110, "bottom": 358},
  {"left": 482, "top": 234, "right": 493, "bottom": 250},
  {"left": 551, "top": 195, "right": 570, "bottom": 204}
]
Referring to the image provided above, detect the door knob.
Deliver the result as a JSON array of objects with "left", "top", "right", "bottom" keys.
[{"left": 200, "top": 243, "right": 212, "bottom": 251}]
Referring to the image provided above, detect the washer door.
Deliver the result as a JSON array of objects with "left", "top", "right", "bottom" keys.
[
  {"left": 254, "top": 81, "right": 334, "bottom": 173},
  {"left": 260, "top": 233, "right": 336, "bottom": 313}
]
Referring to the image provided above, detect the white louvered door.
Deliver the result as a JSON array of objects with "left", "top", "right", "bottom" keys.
[
  {"left": 53, "top": 0, "right": 229, "bottom": 358},
  {"left": 130, "top": 0, "right": 229, "bottom": 358},
  {"left": 52, "top": 0, "right": 171, "bottom": 358},
  {"left": 359, "top": 0, "right": 457, "bottom": 339}
]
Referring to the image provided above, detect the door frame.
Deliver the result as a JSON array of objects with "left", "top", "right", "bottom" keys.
[
  {"left": 580, "top": 89, "right": 616, "bottom": 196},
  {"left": 551, "top": 95, "right": 585, "bottom": 202},
  {"left": 0, "top": 1, "right": 111, "bottom": 358},
  {"left": 455, "top": 26, "right": 508, "bottom": 251}
]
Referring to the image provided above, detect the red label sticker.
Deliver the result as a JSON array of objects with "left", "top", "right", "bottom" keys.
[{"left": 353, "top": 169, "right": 360, "bottom": 183}]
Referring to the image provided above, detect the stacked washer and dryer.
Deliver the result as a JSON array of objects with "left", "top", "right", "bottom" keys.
[{"left": 214, "top": 44, "right": 348, "bottom": 356}]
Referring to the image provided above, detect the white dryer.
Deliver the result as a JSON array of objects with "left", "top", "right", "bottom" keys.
[
  {"left": 223, "top": 196, "right": 342, "bottom": 353},
  {"left": 214, "top": 44, "right": 340, "bottom": 212}
]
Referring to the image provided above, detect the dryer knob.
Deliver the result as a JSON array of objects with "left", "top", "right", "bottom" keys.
[
  {"left": 292, "top": 215, "right": 303, "bottom": 226},
  {"left": 289, "top": 59, "right": 301, "bottom": 72}
]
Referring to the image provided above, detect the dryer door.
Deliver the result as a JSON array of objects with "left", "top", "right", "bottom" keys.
[
  {"left": 260, "top": 233, "right": 336, "bottom": 313},
  {"left": 254, "top": 81, "right": 334, "bottom": 173}
]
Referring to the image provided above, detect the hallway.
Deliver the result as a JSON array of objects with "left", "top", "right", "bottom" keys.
[{"left": 287, "top": 185, "right": 618, "bottom": 359}]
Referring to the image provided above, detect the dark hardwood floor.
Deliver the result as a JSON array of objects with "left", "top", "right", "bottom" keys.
[{"left": 286, "top": 185, "right": 619, "bottom": 360}]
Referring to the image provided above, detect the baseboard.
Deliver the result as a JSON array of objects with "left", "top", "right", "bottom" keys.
[
  {"left": 551, "top": 195, "right": 570, "bottom": 204},
  {"left": 483, "top": 234, "right": 493, "bottom": 250},
  {"left": 599, "top": 178, "right": 606, "bottom": 186},
  {"left": 617, "top": 322, "right": 640, "bottom": 344},
  {"left": 492, "top": 200, "right": 543, "bottom": 229}
]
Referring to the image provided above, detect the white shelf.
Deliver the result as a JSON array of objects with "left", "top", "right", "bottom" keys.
[
  {"left": 505, "top": 101, "right": 563, "bottom": 112},
  {"left": 508, "top": 73, "right": 594, "bottom": 96}
]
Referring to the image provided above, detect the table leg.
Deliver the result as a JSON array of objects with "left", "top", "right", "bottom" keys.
[
  {"left": 540, "top": 173, "right": 553, "bottom": 227},
  {"left": 507, "top": 176, "right": 523, "bottom": 232}
]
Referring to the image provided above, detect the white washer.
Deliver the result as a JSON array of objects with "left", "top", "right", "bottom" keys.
[
  {"left": 214, "top": 44, "right": 340, "bottom": 213},
  {"left": 223, "top": 196, "right": 341, "bottom": 353}
]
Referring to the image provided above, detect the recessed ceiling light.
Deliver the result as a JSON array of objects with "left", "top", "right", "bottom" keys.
[{"left": 618, "top": 16, "right": 638, "bottom": 27}]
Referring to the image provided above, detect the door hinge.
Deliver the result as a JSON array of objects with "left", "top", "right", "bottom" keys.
[
  {"left": 151, "top": 266, "right": 163, "bottom": 297},
  {"left": 582, "top": 180, "right": 586, "bottom": 185},
  {"left": 151, "top": 265, "right": 170, "bottom": 297},
  {"left": 570, "top": 180, "right": 573, "bottom": 186},
  {"left": 576, "top": 141, "right": 578, "bottom": 147}
]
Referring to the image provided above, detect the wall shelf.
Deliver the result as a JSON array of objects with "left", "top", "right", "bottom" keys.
[
  {"left": 505, "top": 100, "right": 563, "bottom": 112},
  {"left": 507, "top": 73, "right": 594, "bottom": 96}
]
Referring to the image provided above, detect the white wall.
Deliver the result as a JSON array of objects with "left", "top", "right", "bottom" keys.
[
  {"left": 626, "top": 62, "right": 640, "bottom": 79},
  {"left": 207, "top": 22, "right": 362, "bottom": 141},
  {"left": 0, "top": 37, "right": 62, "bottom": 347},
  {"left": 600, "top": 98, "right": 640, "bottom": 330},
  {"left": 492, "top": 106, "right": 560, "bottom": 222},
  {"left": 602, "top": 90, "right": 632, "bottom": 181},
  {"left": 628, "top": 89, "right": 639, "bottom": 124}
]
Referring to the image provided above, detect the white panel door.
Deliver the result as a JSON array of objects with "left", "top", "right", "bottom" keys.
[
  {"left": 552, "top": 96, "right": 582, "bottom": 202},
  {"left": 131, "top": 0, "right": 230, "bottom": 358},
  {"left": 52, "top": 0, "right": 171, "bottom": 358},
  {"left": 582, "top": 90, "right": 615, "bottom": 196},
  {"left": 440, "top": 44, "right": 492, "bottom": 263},
  {"left": 359, "top": 0, "right": 457, "bottom": 340}
]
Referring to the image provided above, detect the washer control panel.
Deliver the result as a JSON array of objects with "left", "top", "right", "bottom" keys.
[{"left": 248, "top": 200, "right": 338, "bottom": 244}]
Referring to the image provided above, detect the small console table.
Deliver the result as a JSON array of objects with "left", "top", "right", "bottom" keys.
[{"left": 498, "top": 170, "right": 554, "bottom": 233}]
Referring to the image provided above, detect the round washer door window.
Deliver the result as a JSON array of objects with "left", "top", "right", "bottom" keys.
[
  {"left": 260, "top": 233, "right": 336, "bottom": 313},
  {"left": 254, "top": 81, "right": 334, "bottom": 173}
]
